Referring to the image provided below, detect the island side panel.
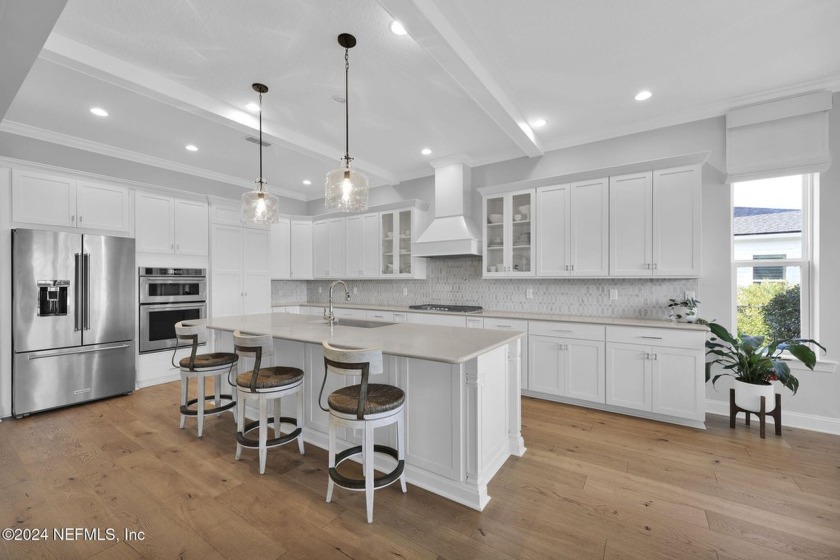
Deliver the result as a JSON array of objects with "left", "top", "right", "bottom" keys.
[{"left": 507, "top": 338, "right": 526, "bottom": 456}]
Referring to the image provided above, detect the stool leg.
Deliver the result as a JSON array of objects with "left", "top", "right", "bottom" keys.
[
  {"left": 197, "top": 375, "right": 206, "bottom": 438},
  {"left": 258, "top": 396, "right": 268, "bottom": 474},
  {"left": 774, "top": 393, "right": 782, "bottom": 436},
  {"left": 326, "top": 416, "right": 336, "bottom": 503},
  {"left": 398, "top": 411, "right": 407, "bottom": 494},
  {"left": 273, "top": 398, "right": 281, "bottom": 439},
  {"left": 365, "top": 423, "right": 375, "bottom": 523},
  {"left": 296, "top": 387, "right": 305, "bottom": 455},
  {"left": 235, "top": 389, "right": 244, "bottom": 461},
  {"left": 180, "top": 375, "right": 188, "bottom": 429},
  {"left": 214, "top": 373, "right": 222, "bottom": 408}
]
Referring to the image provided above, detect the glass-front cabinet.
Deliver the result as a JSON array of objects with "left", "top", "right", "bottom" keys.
[
  {"left": 381, "top": 209, "right": 426, "bottom": 278},
  {"left": 483, "top": 189, "right": 535, "bottom": 277}
]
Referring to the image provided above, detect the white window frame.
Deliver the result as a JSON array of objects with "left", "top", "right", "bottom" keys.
[{"left": 731, "top": 174, "right": 814, "bottom": 340}]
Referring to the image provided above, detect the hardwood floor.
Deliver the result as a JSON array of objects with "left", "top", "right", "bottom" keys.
[{"left": 1, "top": 384, "right": 839, "bottom": 559}]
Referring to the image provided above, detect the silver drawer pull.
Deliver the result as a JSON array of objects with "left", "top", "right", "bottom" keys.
[
  {"left": 495, "top": 325, "right": 512, "bottom": 329},
  {"left": 550, "top": 329, "right": 573, "bottom": 332},
  {"left": 640, "top": 336, "right": 663, "bottom": 339}
]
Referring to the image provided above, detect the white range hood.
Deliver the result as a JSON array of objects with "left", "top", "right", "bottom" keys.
[{"left": 412, "top": 160, "right": 481, "bottom": 257}]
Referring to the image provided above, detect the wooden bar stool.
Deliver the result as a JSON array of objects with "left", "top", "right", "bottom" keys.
[
  {"left": 320, "top": 342, "right": 406, "bottom": 523},
  {"left": 173, "top": 322, "right": 238, "bottom": 438},
  {"left": 233, "top": 331, "right": 305, "bottom": 474}
]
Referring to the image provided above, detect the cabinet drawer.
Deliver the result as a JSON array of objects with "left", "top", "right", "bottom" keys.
[
  {"left": 529, "top": 321, "right": 604, "bottom": 341},
  {"left": 606, "top": 326, "right": 704, "bottom": 349},
  {"left": 483, "top": 318, "right": 528, "bottom": 333}
]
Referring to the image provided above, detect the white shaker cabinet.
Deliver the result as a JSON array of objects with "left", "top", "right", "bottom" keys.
[
  {"left": 381, "top": 208, "right": 426, "bottom": 278},
  {"left": 609, "top": 165, "right": 700, "bottom": 277},
  {"left": 528, "top": 321, "right": 605, "bottom": 403},
  {"left": 484, "top": 318, "right": 529, "bottom": 390},
  {"left": 536, "top": 178, "right": 608, "bottom": 277},
  {"left": 136, "top": 192, "right": 208, "bottom": 255},
  {"left": 290, "top": 219, "right": 313, "bottom": 279},
  {"left": 269, "top": 218, "right": 291, "bottom": 279},
  {"left": 12, "top": 170, "right": 130, "bottom": 234},
  {"left": 346, "top": 213, "right": 380, "bottom": 278},
  {"left": 211, "top": 224, "right": 270, "bottom": 316},
  {"left": 312, "top": 218, "right": 347, "bottom": 279},
  {"left": 605, "top": 326, "right": 705, "bottom": 421}
]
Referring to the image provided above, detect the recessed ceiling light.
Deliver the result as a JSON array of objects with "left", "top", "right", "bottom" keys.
[
  {"left": 390, "top": 20, "right": 407, "bottom": 35},
  {"left": 90, "top": 107, "right": 108, "bottom": 117},
  {"left": 421, "top": 148, "right": 432, "bottom": 155},
  {"left": 530, "top": 118, "right": 547, "bottom": 128},
  {"left": 246, "top": 102, "right": 261, "bottom": 112},
  {"left": 635, "top": 90, "right": 652, "bottom": 101},
  {"left": 302, "top": 179, "right": 312, "bottom": 185},
  {"left": 331, "top": 95, "right": 346, "bottom": 104},
  {"left": 185, "top": 144, "right": 198, "bottom": 152}
]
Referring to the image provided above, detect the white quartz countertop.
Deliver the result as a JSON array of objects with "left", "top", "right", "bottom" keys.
[
  {"left": 273, "top": 302, "right": 709, "bottom": 332},
  {"left": 198, "top": 313, "right": 523, "bottom": 364}
]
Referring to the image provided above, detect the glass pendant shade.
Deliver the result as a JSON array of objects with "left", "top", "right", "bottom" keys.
[
  {"left": 241, "top": 82, "right": 280, "bottom": 224},
  {"left": 325, "top": 164, "right": 368, "bottom": 211},
  {"left": 241, "top": 185, "right": 281, "bottom": 224}
]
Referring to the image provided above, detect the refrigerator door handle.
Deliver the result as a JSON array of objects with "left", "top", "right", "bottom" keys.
[
  {"left": 74, "top": 253, "right": 83, "bottom": 331},
  {"left": 27, "top": 343, "right": 131, "bottom": 360},
  {"left": 83, "top": 253, "right": 91, "bottom": 330}
]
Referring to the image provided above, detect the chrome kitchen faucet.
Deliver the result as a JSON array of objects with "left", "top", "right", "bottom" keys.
[{"left": 324, "top": 280, "right": 351, "bottom": 325}]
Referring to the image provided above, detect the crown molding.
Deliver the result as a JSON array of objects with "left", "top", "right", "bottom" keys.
[{"left": 0, "top": 120, "right": 308, "bottom": 201}]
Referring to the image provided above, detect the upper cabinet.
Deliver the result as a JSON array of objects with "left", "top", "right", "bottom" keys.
[
  {"left": 290, "top": 219, "right": 313, "bottom": 279},
  {"left": 346, "top": 213, "right": 380, "bottom": 278},
  {"left": 136, "top": 192, "right": 208, "bottom": 255},
  {"left": 536, "top": 178, "right": 608, "bottom": 277},
  {"left": 483, "top": 189, "right": 535, "bottom": 277},
  {"left": 609, "top": 165, "right": 700, "bottom": 277},
  {"left": 313, "top": 218, "right": 347, "bottom": 279},
  {"left": 380, "top": 208, "right": 426, "bottom": 278},
  {"left": 12, "top": 170, "right": 130, "bottom": 234},
  {"left": 269, "top": 218, "right": 291, "bottom": 279}
]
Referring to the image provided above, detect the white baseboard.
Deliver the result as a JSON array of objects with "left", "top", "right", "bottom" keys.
[
  {"left": 706, "top": 399, "right": 840, "bottom": 436},
  {"left": 135, "top": 372, "right": 180, "bottom": 389}
]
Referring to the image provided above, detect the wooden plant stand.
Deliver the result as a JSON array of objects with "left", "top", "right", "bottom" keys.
[{"left": 730, "top": 388, "right": 782, "bottom": 439}]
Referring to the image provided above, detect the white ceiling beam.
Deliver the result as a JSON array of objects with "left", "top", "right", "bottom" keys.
[
  {"left": 378, "top": 0, "right": 543, "bottom": 158},
  {"left": 40, "top": 33, "right": 399, "bottom": 186},
  {"left": 0, "top": 0, "right": 68, "bottom": 121}
]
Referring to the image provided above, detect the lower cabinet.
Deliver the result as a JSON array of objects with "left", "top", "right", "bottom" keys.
[
  {"left": 529, "top": 335, "right": 605, "bottom": 404},
  {"left": 605, "top": 326, "right": 705, "bottom": 421}
]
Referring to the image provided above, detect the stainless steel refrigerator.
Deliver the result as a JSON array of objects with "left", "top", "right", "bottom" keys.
[{"left": 12, "top": 228, "right": 136, "bottom": 417}]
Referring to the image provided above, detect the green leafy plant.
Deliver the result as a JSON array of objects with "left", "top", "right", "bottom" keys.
[
  {"left": 700, "top": 319, "right": 825, "bottom": 395},
  {"left": 667, "top": 297, "right": 700, "bottom": 321}
]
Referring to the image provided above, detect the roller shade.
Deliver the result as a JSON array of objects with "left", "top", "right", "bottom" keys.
[{"left": 726, "top": 91, "right": 832, "bottom": 183}]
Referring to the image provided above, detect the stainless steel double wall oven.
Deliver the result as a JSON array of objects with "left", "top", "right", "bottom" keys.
[{"left": 138, "top": 268, "right": 206, "bottom": 353}]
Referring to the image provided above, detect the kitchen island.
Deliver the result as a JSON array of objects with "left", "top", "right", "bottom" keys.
[{"left": 200, "top": 312, "right": 526, "bottom": 511}]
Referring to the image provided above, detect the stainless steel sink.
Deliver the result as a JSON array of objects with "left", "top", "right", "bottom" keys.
[{"left": 309, "top": 318, "right": 395, "bottom": 328}]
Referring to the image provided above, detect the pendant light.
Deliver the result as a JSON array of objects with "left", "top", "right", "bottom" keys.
[
  {"left": 241, "top": 82, "right": 281, "bottom": 224},
  {"left": 325, "top": 33, "right": 368, "bottom": 211}
]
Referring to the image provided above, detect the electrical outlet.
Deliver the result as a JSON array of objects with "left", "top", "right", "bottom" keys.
[
  {"left": 609, "top": 289, "right": 618, "bottom": 301},
  {"left": 402, "top": 288, "right": 408, "bottom": 296},
  {"left": 685, "top": 290, "right": 695, "bottom": 300},
  {"left": 526, "top": 288, "right": 534, "bottom": 299}
]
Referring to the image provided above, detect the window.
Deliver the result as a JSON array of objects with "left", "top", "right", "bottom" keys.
[{"left": 732, "top": 174, "right": 813, "bottom": 340}]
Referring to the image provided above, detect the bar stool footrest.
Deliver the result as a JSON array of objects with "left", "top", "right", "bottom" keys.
[
  {"left": 329, "top": 444, "right": 405, "bottom": 490},
  {"left": 236, "top": 416, "right": 302, "bottom": 448},
  {"left": 180, "top": 394, "right": 236, "bottom": 417}
]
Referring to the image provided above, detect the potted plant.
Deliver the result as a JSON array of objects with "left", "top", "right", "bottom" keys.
[
  {"left": 667, "top": 297, "right": 700, "bottom": 322},
  {"left": 701, "top": 320, "right": 825, "bottom": 412}
]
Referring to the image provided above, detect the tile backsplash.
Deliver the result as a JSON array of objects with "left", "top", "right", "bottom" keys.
[{"left": 273, "top": 256, "right": 698, "bottom": 319}]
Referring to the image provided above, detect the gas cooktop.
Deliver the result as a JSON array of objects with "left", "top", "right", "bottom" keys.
[{"left": 409, "top": 304, "right": 483, "bottom": 314}]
